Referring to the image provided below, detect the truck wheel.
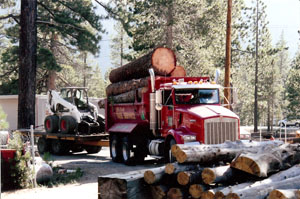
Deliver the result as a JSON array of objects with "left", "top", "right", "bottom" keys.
[
  {"left": 166, "top": 139, "right": 176, "bottom": 163},
  {"left": 85, "top": 146, "right": 102, "bottom": 154},
  {"left": 121, "top": 136, "right": 134, "bottom": 165},
  {"left": 44, "top": 115, "right": 59, "bottom": 133},
  {"left": 60, "top": 116, "right": 77, "bottom": 134},
  {"left": 51, "top": 140, "right": 69, "bottom": 155},
  {"left": 37, "top": 138, "right": 50, "bottom": 154},
  {"left": 110, "top": 134, "right": 122, "bottom": 162}
]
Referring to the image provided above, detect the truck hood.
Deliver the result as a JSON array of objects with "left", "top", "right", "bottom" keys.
[{"left": 188, "top": 105, "right": 239, "bottom": 119}]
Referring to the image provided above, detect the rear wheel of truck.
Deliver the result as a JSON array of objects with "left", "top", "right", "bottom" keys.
[
  {"left": 85, "top": 146, "right": 102, "bottom": 154},
  {"left": 60, "top": 116, "right": 77, "bottom": 134},
  {"left": 121, "top": 136, "right": 134, "bottom": 165},
  {"left": 51, "top": 140, "right": 69, "bottom": 155},
  {"left": 110, "top": 134, "right": 122, "bottom": 162},
  {"left": 37, "top": 137, "right": 50, "bottom": 154},
  {"left": 44, "top": 115, "right": 59, "bottom": 133}
]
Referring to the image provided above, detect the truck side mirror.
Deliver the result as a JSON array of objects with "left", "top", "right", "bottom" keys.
[{"left": 155, "top": 90, "right": 162, "bottom": 111}]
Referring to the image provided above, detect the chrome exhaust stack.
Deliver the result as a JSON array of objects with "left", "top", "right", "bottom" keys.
[{"left": 149, "top": 69, "right": 157, "bottom": 136}]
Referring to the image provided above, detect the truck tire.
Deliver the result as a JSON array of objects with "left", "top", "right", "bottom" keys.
[
  {"left": 60, "top": 116, "right": 77, "bottom": 134},
  {"left": 110, "top": 134, "right": 122, "bottom": 163},
  {"left": 37, "top": 137, "right": 50, "bottom": 154},
  {"left": 44, "top": 115, "right": 59, "bottom": 133},
  {"left": 85, "top": 146, "right": 102, "bottom": 154},
  {"left": 51, "top": 140, "right": 69, "bottom": 155},
  {"left": 121, "top": 136, "right": 134, "bottom": 165}
]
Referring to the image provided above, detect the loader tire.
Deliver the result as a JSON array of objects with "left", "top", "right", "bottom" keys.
[
  {"left": 60, "top": 116, "right": 77, "bottom": 134},
  {"left": 44, "top": 115, "right": 59, "bottom": 134}
]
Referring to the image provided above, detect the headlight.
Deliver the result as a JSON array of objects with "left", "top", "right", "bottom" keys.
[{"left": 182, "top": 135, "right": 197, "bottom": 143}]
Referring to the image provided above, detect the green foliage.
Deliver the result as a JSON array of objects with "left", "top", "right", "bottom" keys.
[
  {"left": 0, "top": 105, "right": 9, "bottom": 129},
  {"left": 7, "top": 132, "right": 32, "bottom": 189}
]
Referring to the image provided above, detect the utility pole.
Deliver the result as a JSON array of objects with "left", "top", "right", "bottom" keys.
[
  {"left": 83, "top": 52, "right": 87, "bottom": 87},
  {"left": 224, "top": 0, "right": 232, "bottom": 109},
  {"left": 254, "top": 0, "right": 259, "bottom": 132}
]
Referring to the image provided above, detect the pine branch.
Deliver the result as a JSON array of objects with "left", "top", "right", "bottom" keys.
[
  {"left": 0, "top": 66, "right": 18, "bottom": 78},
  {"left": 37, "top": 1, "right": 55, "bottom": 18},
  {"left": 0, "top": 14, "right": 19, "bottom": 24},
  {"left": 36, "top": 19, "right": 85, "bottom": 31}
]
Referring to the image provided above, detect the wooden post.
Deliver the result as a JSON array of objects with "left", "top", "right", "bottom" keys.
[{"left": 224, "top": 0, "right": 232, "bottom": 110}]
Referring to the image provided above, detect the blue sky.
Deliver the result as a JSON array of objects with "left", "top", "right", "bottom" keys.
[{"left": 96, "top": 0, "right": 300, "bottom": 76}]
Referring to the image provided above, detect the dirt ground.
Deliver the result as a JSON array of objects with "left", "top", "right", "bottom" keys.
[{"left": 2, "top": 147, "right": 163, "bottom": 199}]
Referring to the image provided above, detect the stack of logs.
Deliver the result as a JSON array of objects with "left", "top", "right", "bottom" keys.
[
  {"left": 104, "top": 47, "right": 186, "bottom": 104},
  {"left": 98, "top": 140, "right": 300, "bottom": 199}
]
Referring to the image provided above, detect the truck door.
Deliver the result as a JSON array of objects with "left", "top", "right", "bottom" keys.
[{"left": 161, "top": 90, "right": 174, "bottom": 134}]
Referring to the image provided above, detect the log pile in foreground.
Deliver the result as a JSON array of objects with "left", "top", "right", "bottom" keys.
[
  {"left": 104, "top": 47, "right": 187, "bottom": 104},
  {"left": 98, "top": 140, "right": 300, "bottom": 199}
]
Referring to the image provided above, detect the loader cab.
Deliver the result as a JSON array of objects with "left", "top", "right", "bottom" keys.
[{"left": 60, "top": 87, "right": 89, "bottom": 110}]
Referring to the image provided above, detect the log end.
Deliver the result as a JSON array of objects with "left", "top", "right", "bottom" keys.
[
  {"left": 171, "top": 144, "right": 181, "bottom": 157},
  {"left": 176, "top": 151, "right": 187, "bottom": 164},
  {"left": 177, "top": 171, "right": 190, "bottom": 186},
  {"left": 202, "top": 168, "right": 216, "bottom": 185},
  {"left": 225, "top": 193, "right": 240, "bottom": 199},
  {"left": 165, "top": 163, "right": 175, "bottom": 175},
  {"left": 267, "top": 189, "right": 285, "bottom": 199},
  {"left": 170, "top": 66, "right": 186, "bottom": 77},
  {"left": 150, "top": 185, "right": 167, "bottom": 199},
  {"left": 167, "top": 188, "right": 183, "bottom": 199},
  {"left": 201, "top": 190, "right": 215, "bottom": 199},
  {"left": 189, "top": 184, "right": 204, "bottom": 199},
  {"left": 231, "top": 156, "right": 261, "bottom": 177},
  {"left": 152, "top": 47, "right": 176, "bottom": 75},
  {"left": 215, "top": 191, "right": 225, "bottom": 199},
  {"left": 144, "top": 170, "right": 156, "bottom": 184}
]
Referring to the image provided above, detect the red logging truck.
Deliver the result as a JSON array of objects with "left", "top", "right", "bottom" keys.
[{"left": 106, "top": 70, "right": 240, "bottom": 164}]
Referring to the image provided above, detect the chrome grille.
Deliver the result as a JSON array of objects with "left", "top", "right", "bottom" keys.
[{"left": 204, "top": 117, "right": 238, "bottom": 144}]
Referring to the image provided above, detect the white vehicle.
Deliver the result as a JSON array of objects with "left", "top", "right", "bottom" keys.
[{"left": 45, "top": 87, "right": 105, "bottom": 135}]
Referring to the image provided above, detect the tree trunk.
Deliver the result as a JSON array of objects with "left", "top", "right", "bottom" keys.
[
  {"left": 47, "top": 70, "right": 57, "bottom": 90},
  {"left": 98, "top": 169, "right": 152, "bottom": 199},
  {"left": 231, "top": 144, "right": 300, "bottom": 177},
  {"left": 226, "top": 175, "right": 300, "bottom": 199},
  {"left": 144, "top": 166, "right": 166, "bottom": 185},
  {"left": 202, "top": 165, "right": 232, "bottom": 185},
  {"left": 165, "top": 163, "right": 199, "bottom": 175},
  {"left": 217, "top": 164, "right": 300, "bottom": 199},
  {"left": 177, "top": 170, "right": 203, "bottom": 186},
  {"left": 189, "top": 184, "right": 206, "bottom": 199},
  {"left": 267, "top": 189, "right": 300, "bottom": 199},
  {"left": 170, "top": 66, "right": 186, "bottom": 77},
  {"left": 109, "top": 47, "right": 176, "bottom": 83},
  {"left": 18, "top": 0, "right": 37, "bottom": 129},
  {"left": 106, "top": 77, "right": 149, "bottom": 96},
  {"left": 109, "top": 87, "right": 148, "bottom": 104}
]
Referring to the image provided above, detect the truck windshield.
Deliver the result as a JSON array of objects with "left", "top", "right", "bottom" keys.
[{"left": 175, "top": 89, "right": 219, "bottom": 105}]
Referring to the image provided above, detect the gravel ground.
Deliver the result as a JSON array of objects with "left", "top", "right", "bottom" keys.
[{"left": 2, "top": 147, "right": 163, "bottom": 199}]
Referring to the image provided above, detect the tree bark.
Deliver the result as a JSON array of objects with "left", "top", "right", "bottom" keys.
[
  {"left": 267, "top": 189, "right": 300, "bottom": 199},
  {"left": 202, "top": 165, "right": 232, "bottom": 185},
  {"left": 98, "top": 169, "right": 152, "bottom": 199},
  {"left": 18, "top": 0, "right": 37, "bottom": 129},
  {"left": 108, "top": 87, "right": 148, "bottom": 104},
  {"left": 177, "top": 170, "right": 203, "bottom": 186},
  {"left": 170, "top": 66, "right": 186, "bottom": 77},
  {"left": 109, "top": 47, "right": 176, "bottom": 83},
  {"left": 226, "top": 175, "right": 300, "bottom": 199},
  {"left": 106, "top": 77, "right": 149, "bottom": 96},
  {"left": 165, "top": 163, "right": 199, "bottom": 175}
]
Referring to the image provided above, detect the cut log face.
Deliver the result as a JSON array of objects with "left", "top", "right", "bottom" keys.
[
  {"left": 144, "top": 166, "right": 166, "bottom": 185},
  {"left": 165, "top": 163, "right": 199, "bottom": 175},
  {"left": 267, "top": 189, "right": 300, "bottom": 199},
  {"left": 177, "top": 170, "right": 203, "bottom": 186},
  {"left": 189, "top": 184, "right": 205, "bottom": 199},
  {"left": 150, "top": 185, "right": 169, "bottom": 199},
  {"left": 109, "top": 47, "right": 176, "bottom": 83},
  {"left": 170, "top": 66, "right": 186, "bottom": 77},
  {"left": 167, "top": 188, "right": 184, "bottom": 199}
]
